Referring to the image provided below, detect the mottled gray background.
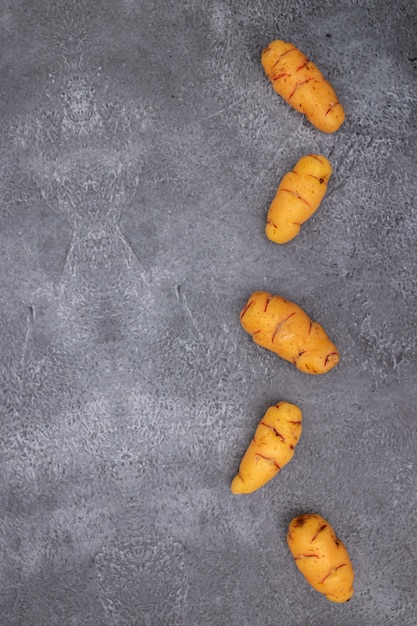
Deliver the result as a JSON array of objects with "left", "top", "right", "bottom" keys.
[{"left": 1, "top": 0, "right": 416, "bottom": 624}]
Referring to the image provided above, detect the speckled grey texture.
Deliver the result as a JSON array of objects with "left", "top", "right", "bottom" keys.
[{"left": 1, "top": 0, "right": 416, "bottom": 624}]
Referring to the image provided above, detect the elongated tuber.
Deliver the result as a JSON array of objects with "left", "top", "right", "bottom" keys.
[
  {"left": 287, "top": 513, "right": 354, "bottom": 603},
  {"left": 240, "top": 291, "right": 339, "bottom": 374},
  {"left": 261, "top": 39, "right": 345, "bottom": 133},
  {"left": 266, "top": 154, "right": 332, "bottom": 244},
  {"left": 231, "top": 402, "right": 302, "bottom": 494}
]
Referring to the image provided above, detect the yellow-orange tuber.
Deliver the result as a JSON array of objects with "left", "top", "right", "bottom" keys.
[
  {"left": 261, "top": 39, "right": 345, "bottom": 133},
  {"left": 265, "top": 154, "right": 332, "bottom": 244},
  {"left": 287, "top": 513, "right": 354, "bottom": 603},
  {"left": 240, "top": 291, "right": 339, "bottom": 374},
  {"left": 231, "top": 402, "right": 302, "bottom": 494}
]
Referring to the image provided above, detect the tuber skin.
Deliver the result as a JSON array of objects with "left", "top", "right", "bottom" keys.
[
  {"left": 265, "top": 154, "right": 332, "bottom": 244},
  {"left": 261, "top": 39, "right": 345, "bottom": 133},
  {"left": 240, "top": 291, "right": 339, "bottom": 374},
  {"left": 287, "top": 513, "right": 354, "bottom": 603},
  {"left": 231, "top": 402, "right": 302, "bottom": 494}
]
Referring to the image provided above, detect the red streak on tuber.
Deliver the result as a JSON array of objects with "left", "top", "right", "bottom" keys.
[
  {"left": 307, "top": 173, "right": 325, "bottom": 182},
  {"left": 320, "top": 563, "right": 347, "bottom": 584},
  {"left": 281, "top": 188, "right": 312, "bottom": 209},
  {"left": 296, "top": 60, "right": 308, "bottom": 72},
  {"left": 311, "top": 524, "right": 328, "bottom": 542},
  {"left": 260, "top": 421, "right": 285, "bottom": 441},
  {"left": 271, "top": 312, "right": 296, "bottom": 343},
  {"left": 310, "top": 154, "right": 325, "bottom": 165},
  {"left": 255, "top": 453, "right": 281, "bottom": 470},
  {"left": 264, "top": 296, "right": 272, "bottom": 312},
  {"left": 324, "top": 352, "right": 338, "bottom": 367},
  {"left": 288, "top": 77, "right": 314, "bottom": 100},
  {"left": 270, "top": 47, "right": 298, "bottom": 67},
  {"left": 240, "top": 299, "right": 254, "bottom": 320},
  {"left": 295, "top": 554, "right": 320, "bottom": 560},
  {"left": 272, "top": 72, "right": 289, "bottom": 81},
  {"left": 325, "top": 101, "right": 341, "bottom": 117}
]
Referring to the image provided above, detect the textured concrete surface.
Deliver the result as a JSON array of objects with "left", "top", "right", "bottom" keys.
[{"left": 1, "top": 0, "right": 416, "bottom": 624}]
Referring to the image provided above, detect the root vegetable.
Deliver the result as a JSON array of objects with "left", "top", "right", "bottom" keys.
[
  {"left": 265, "top": 154, "right": 332, "bottom": 244},
  {"left": 287, "top": 513, "right": 354, "bottom": 603},
  {"left": 231, "top": 401, "right": 302, "bottom": 494},
  {"left": 240, "top": 291, "right": 339, "bottom": 374},
  {"left": 261, "top": 39, "right": 345, "bottom": 133}
]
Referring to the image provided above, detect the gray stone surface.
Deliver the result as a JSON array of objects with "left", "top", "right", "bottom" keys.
[{"left": 1, "top": 0, "right": 416, "bottom": 624}]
